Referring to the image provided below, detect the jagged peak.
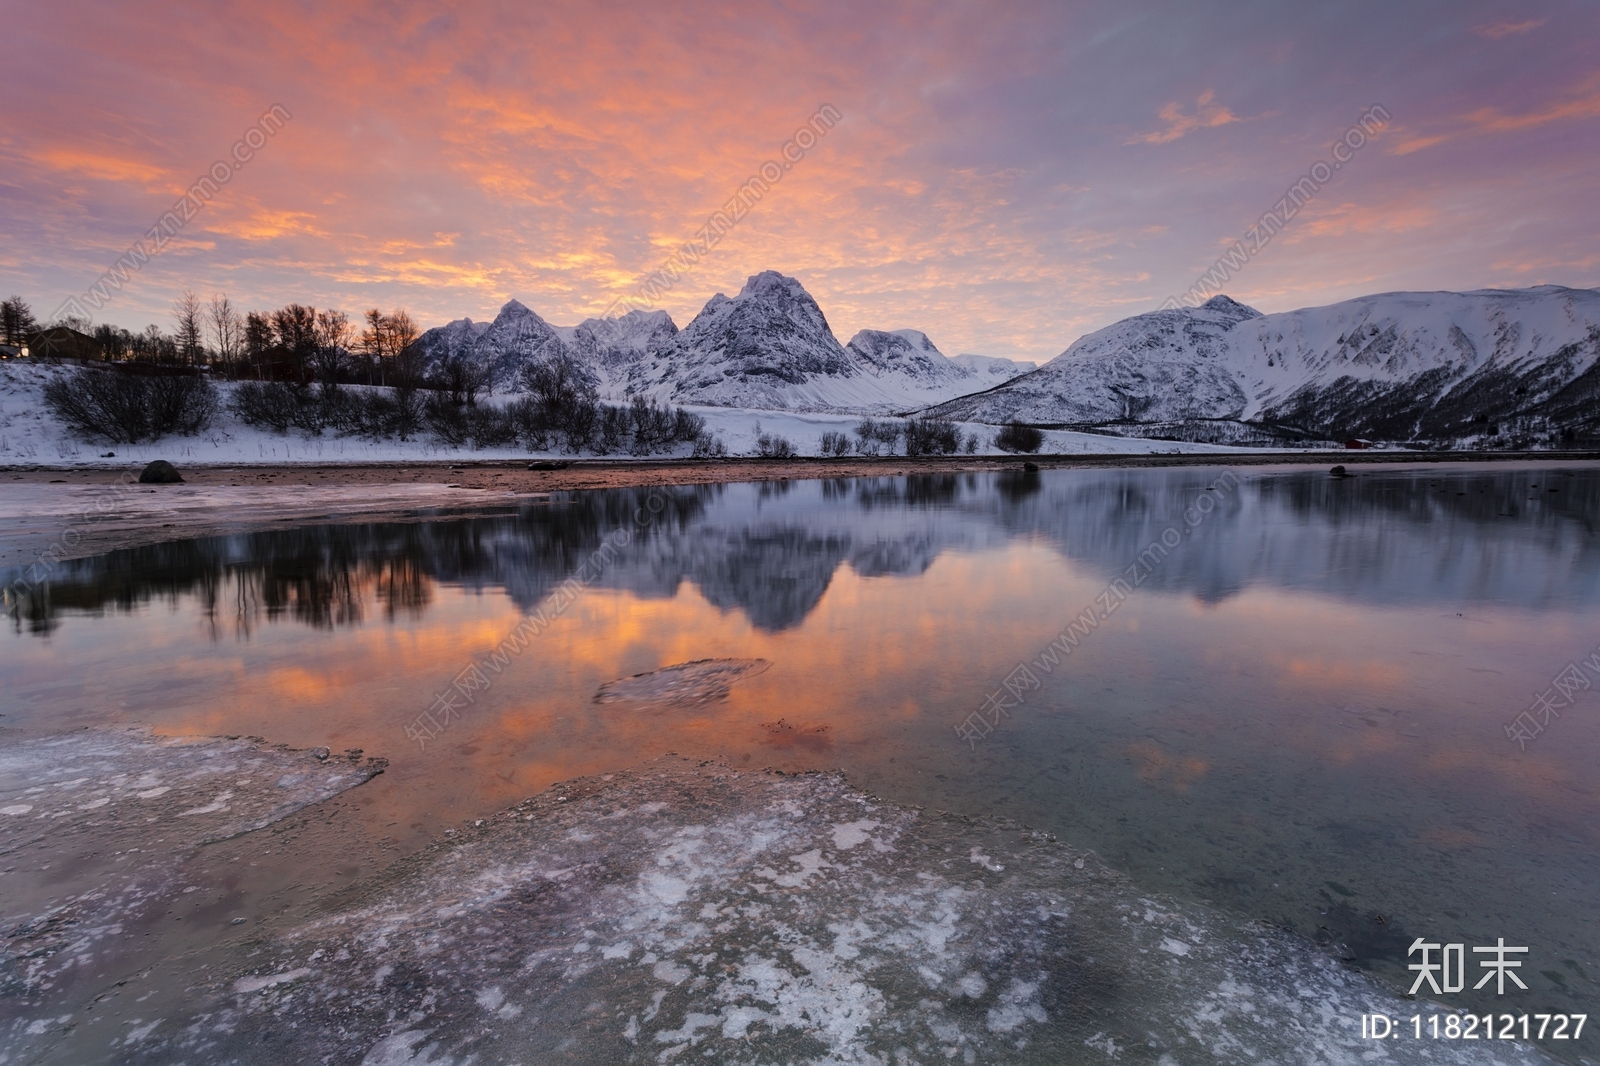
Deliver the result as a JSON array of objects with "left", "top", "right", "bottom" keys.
[{"left": 737, "top": 270, "right": 812, "bottom": 301}]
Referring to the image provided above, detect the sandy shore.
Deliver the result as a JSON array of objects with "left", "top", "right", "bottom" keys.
[{"left": 4, "top": 450, "right": 1599, "bottom": 572}]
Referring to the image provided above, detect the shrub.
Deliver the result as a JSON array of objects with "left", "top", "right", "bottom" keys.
[
  {"left": 994, "top": 420, "right": 1044, "bottom": 453},
  {"left": 424, "top": 393, "right": 470, "bottom": 445},
  {"left": 45, "top": 366, "right": 218, "bottom": 443},
  {"left": 904, "top": 415, "right": 961, "bottom": 456},
  {"left": 854, "top": 417, "right": 903, "bottom": 455},
  {"left": 597, "top": 404, "right": 627, "bottom": 452},
  {"left": 819, "top": 430, "right": 851, "bottom": 457},
  {"left": 965, "top": 433, "right": 979, "bottom": 454},
  {"left": 424, "top": 393, "right": 516, "bottom": 448},
  {"left": 506, "top": 397, "right": 550, "bottom": 450},
  {"left": 231, "top": 380, "right": 323, "bottom": 433},
  {"left": 756, "top": 431, "right": 796, "bottom": 458},
  {"left": 627, "top": 396, "right": 676, "bottom": 455},
  {"left": 466, "top": 405, "right": 516, "bottom": 448},
  {"left": 691, "top": 431, "right": 727, "bottom": 457},
  {"left": 671, "top": 407, "right": 706, "bottom": 443},
  {"left": 354, "top": 389, "right": 401, "bottom": 438}
]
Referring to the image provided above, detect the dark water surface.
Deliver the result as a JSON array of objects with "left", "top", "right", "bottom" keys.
[{"left": 4, "top": 462, "right": 1599, "bottom": 1060}]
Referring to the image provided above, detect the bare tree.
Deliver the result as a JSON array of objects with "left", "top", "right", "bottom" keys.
[
  {"left": 439, "top": 356, "right": 492, "bottom": 405},
  {"left": 359, "top": 308, "right": 422, "bottom": 435},
  {"left": 173, "top": 290, "right": 206, "bottom": 365},
  {"left": 388, "top": 309, "right": 420, "bottom": 383},
  {"left": 359, "top": 308, "right": 420, "bottom": 387},
  {"left": 1, "top": 296, "right": 38, "bottom": 348},
  {"left": 207, "top": 294, "right": 244, "bottom": 376},
  {"left": 312, "top": 309, "right": 351, "bottom": 394}
]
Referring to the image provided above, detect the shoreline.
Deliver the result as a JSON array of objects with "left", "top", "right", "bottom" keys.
[
  {"left": 4, "top": 450, "right": 1599, "bottom": 572},
  {"left": 7, "top": 446, "right": 1600, "bottom": 487}
]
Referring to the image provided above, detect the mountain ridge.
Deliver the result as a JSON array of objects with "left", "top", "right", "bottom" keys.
[{"left": 926, "top": 284, "right": 1600, "bottom": 444}]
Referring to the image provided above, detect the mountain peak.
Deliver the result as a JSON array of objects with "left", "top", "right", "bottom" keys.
[
  {"left": 499, "top": 298, "right": 531, "bottom": 314},
  {"left": 1199, "top": 294, "right": 1263, "bottom": 321},
  {"left": 737, "top": 270, "right": 810, "bottom": 301}
]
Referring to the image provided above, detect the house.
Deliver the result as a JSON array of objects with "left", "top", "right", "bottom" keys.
[
  {"left": 1345, "top": 438, "right": 1372, "bottom": 450},
  {"left": 28, "top": 326, "right": 101, "bottom": 362}
]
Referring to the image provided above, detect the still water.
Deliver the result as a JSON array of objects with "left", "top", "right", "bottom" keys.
[{"left": 4, "top": 463, "right": 1599, "bottom": 1060}]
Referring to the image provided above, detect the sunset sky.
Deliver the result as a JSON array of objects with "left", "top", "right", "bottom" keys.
[{"left": 4, "top": 0, "right": 1597, "bottom": 360}]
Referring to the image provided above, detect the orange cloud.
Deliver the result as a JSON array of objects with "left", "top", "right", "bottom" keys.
[
  {"left": 33, "top": 146, "right": 169, "bottom": 185},
  {"left": 1130, "top": 90, "right": 1243, "bottom": 145},
  {"left": 1465, "top": 77, "right": 1600, "bottom": 132},
  {"left": 1387, "top": 132, "right": 1449, "bottom": 156}
]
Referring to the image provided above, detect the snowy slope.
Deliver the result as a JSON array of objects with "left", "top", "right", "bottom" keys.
[
  {"left": 929, "top": 296, "right": 1261, "bottom": 425},
  {"left": 0, "top": 361, "right": 1246, "bottom": 471},
  {"left": 568, "top": 310, "right": 679, "bottom": 380},
  {"left": 929, "top": 286, "right": 1600, "bottom": 442},
  {"left": 843, "top": 327, "right": 984, "bottom": 402}
]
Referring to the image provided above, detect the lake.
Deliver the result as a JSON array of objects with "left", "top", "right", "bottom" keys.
[{"left": 3, "top": 462, "right": 1597, "bottom": 1064}]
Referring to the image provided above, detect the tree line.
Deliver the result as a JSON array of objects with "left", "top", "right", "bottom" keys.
[
  {"left": 16, "top": 292, "right": 720, "bottom": 455},
  {"left": 3, "top": 292, "right": 424, "bottom": 388}
]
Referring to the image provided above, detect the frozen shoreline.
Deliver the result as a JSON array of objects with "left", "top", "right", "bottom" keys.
[{"left": 8, "top": 751, "right": 1550, "bottom": 1066}]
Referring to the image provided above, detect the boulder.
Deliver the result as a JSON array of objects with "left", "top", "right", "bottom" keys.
[{"left": 138, "top": 460, "right": 184, "bottom": 484}]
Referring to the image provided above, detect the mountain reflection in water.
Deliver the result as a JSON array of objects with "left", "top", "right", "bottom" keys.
[{"left": 10, "top": 465, "right": 1600, "bottom": 637}]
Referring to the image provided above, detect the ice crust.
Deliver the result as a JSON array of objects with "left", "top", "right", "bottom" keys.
[
  {"left": 116, "top": 758, "right": 1552, "bottom": 1065},
  {"left": 0, "top": 727, "right": 384, "bottom": 1049},
  {"left": 595, "top": 659, "right": 771, "bottom": 706}
]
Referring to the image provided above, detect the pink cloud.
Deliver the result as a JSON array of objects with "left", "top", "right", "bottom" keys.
[
  {"left": 1472, "top": 19, "right": 1545, "bottom": 39},
  {"left": 1129, "top": 90, "right": 1243, "bottom": 146}
]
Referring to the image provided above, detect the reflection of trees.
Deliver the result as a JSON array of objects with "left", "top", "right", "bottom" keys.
[{"left": 6, "top": 487, "right": 708, "bottom": 638}]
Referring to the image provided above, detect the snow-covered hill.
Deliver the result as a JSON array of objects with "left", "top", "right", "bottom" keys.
[{"left": 928, "top": 286, "right": 1600, "bottom": 443}]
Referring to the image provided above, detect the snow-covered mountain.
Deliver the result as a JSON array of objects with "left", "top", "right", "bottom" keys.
[
  {"left": 845, "top": 329, "right": 975, "bottom": 390},
  {"left": 625, "top": 273, "right": 1029, "bottom": 412},
  {"left": 614, "top": 271, "right": 850, "bottom": 408},
  {"left": 412, "top": 299, "right": 572, "bottom": 389},
  {"left": 418, "top": 272, "right": 997, "bottom": 413},
  {"left": 566, "top": 310, "right": 679, "bottom": 376},
  {"left": 950, "top": 353, "right": 1036, "bottom": 381},
  {"left": 927, "top": 286, "right": 1600, "bottom": 443},
  {"left": 621, "top": 270, "right": 928, "bottom": 411}
]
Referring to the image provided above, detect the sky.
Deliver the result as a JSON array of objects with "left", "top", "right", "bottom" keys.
[{"left": 3, "top": 0, "right": 1598, "bottom": 361}]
